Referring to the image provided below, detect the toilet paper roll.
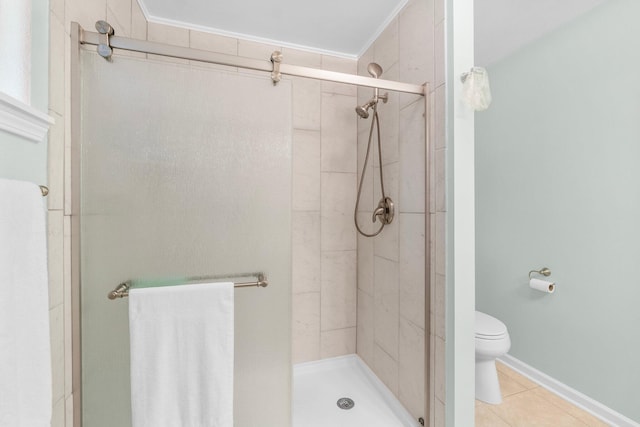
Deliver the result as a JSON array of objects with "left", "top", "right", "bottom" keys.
[{"left": 530, "top": 278, "right": 555, "bottom": 294}]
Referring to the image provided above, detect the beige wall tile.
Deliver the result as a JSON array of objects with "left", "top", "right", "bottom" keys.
[
  {"left": 292, "top": 211, "right": 321, "bottom": 294},
  {"left": 50, "top": 304, "right": 65, "bottom": 402},
  {"left": 434, "top": 397, "right": 445, "bottom": 427},
  {"left": 320, "top": 172, "right": 357, "bottom": 251},
  {"left": 64, "top": 0, "right": 107, "bottom": 33},
  {"left": 374, "top": 162, "right": 399, "bottom": 215},
  {"left": 292, "top": 292, "right": 320, "bottom": 364},
  {"left": 374, "top": 18, "right": 399, "bottom": 72},
  {"left": 320, "top": 250, "right": 357, "bottom": 331},
  {"left": 434, "top": 21, "right": 445, "bottom": 88},
  {"left": 434, "top": 0, "right": 445, "bottom": 24},
  {"left": 399, "top": 0, "right": 434, "bottom": 108},
  {"left": 147, "top": 26, "right": 189, "bottom": 64},
  {"left": 435, "top": 211, "right": 446, "bottom": 275},
  {"left": 399, "top": 98, "right": 426, "bottom": 213},
  {"left": 48, "top": 210, "right": 64, "bottom": 308},
  {"left": 282, "top": 47, "right": 322, "bottom": 68},
  {"left": 321, "top": 93, "right": 357, "bottom": 173},
  {"left": 428, "top": 85, "right": 436, "bottom": 215},
  {"left": 238, "top": 39, "right": 281, "bottom": 60},
  {"left": 373, "top": 206, "right": 399, "bottom": 262},
  {"left": 357, "top": 231, "right": 374, "bottom": 295},
  {"left": 147, "top": 22, "right": 189, "bottom": 46},
  {"left": 374, "top": 255, "right": 399, "bottom": 315},
  {"left": 64, "top": 395, "right": 74, "bottom": 427},
  {"left": 189, "top": 30, "right": 237, "bottom": 55},
  {"left": 63, "top": 216, "right": 73, "bottom": 397},
  {"left": 107, "top": 0, "right": 131, "bottom": 37},
  {"left": 293, "top": 78, "right": 322, "bottom": 131},
  {"left": 435, "top": 336, "right": 445, "bottom": 402},
  {"left": 321, "top": 55, "right": 357, "bottom": 96},
  {"left": 355, "top": 137, "right": 373, "bottom": 208},
  {"left": 48, "top": 112, "right": 64, "bottom": 210},
  {"left": 130, "top": 0, "right": 147, "bottom": 40},
  {"left": 434, "top": 84, "right": 446, "bottom": 150},
  {"left": 147, "top": 23, "right": 189, "bottom": 63},
  {"left": 52, "top": 397, "right": 65, "bottom": 427},
  {"left": 320, "top": 327, "right": 356, "bottom": 359},
  {"left": 378, "top": 65, "right": 400, "bottom": 166},
  {"left": 398, "top": 318, "right": 425, "bottom": 420},
  {"left": 374, "top": 301, "right": 399, "bottom": 360},
  {"left": 292, "top": 129, "right": 321, "bottom": 211},
  {"left": 373, "top": 344, "right": 399, "bottom": 394},
  {"left": 435, "top": 148, "right": 446, "bottom": 212},
  {"left": 50, "top": 0, "right": 65, "bottom": 25},
  {"left": 356, "top": 289, "right": 374, "bottom": 366},
  {"left": 399, "top": 213, "right": 426, "bottom": 329},
  {"left": 435, "top": 273, "right": 445, "bottom": 339}
]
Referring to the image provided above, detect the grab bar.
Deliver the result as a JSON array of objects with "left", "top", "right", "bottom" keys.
[{"left": 108, "top": 273, "right": 268, "bottom": 300}]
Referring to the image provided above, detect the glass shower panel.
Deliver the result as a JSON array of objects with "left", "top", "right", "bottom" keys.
[{"left": 80, "top": 50, "right": 292, "bottom": 427}]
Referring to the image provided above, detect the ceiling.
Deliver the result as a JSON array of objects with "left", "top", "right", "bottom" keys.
[
  {"left": 475, "top": 0, "right": 609, "bottom": 66},
  {"left": 138, "top": 0, "right": 610, "bottom": 63},
  {"left": 137, "top": 0, "right": 407, "bottom": 58}
]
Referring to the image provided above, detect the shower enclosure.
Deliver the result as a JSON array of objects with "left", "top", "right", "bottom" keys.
[{"left": 70, "top": 20, "right": 429, "bottom": 427}]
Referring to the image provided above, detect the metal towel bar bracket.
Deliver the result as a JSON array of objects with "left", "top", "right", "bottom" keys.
[{"left": 108, "top": 273, "right": 268, "bottom": 300}]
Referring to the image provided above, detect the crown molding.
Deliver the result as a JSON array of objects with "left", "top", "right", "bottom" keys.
[{"left": 0, "top": 92, "right": 54, "bottom": 142}]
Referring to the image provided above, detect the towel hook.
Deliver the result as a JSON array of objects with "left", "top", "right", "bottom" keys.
[{"left": 528, "top": 267, "right": 551, "bottom": 279}]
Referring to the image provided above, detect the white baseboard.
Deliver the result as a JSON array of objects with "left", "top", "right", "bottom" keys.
[{"left": 498, "top": 354, "right": 639, "bottom": 427}]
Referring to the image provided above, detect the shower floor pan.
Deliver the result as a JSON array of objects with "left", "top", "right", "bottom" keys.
[{"left": 293, "top": 354, "right": 421, "bottom": 427}]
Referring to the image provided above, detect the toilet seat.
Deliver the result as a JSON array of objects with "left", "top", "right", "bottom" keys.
[{"left": 475, "top": 311, "right": 508, "bottom": 340}]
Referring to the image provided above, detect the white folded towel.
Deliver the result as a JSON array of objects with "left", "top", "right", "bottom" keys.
[
  {"left": 129, "top": 282, "right": 234, "bottom": 427},
  {"left": 0, "top": 179, "right": 52, "bottom": 427}
]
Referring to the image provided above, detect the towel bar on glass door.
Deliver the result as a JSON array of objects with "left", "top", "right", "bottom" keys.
[{"left": 107, "top": 273, "right": 268, "bottom": 300}]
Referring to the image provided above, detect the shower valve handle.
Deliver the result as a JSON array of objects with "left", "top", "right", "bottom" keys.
[
  {"left": 372, "top": 207, "right": 386, "bottom": 223},
  {"left": 372, "top": 197, "right": 394, "bottom": 225}
]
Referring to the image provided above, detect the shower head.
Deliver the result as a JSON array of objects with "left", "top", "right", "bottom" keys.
[
  {"left": 367, "top": 63, "right": 383, "bottom": 78},
  {"left": 355, "top": 98, "right": 377, "bottom": 119},
  {"left": 355, "top": 105, "right": 370, "bottom": 119}
]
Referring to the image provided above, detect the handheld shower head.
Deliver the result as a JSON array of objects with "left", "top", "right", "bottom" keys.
[{"left": 367, "top": 63, "right": 383, "bottom": 78}]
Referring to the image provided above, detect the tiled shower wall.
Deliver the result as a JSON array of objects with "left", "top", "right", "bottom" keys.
[
  {"left": 49, "top": 1, "right": 357, "bottom": 425},
  {"left": 355, "top": 0, "right": 446, "bottom": 425}
]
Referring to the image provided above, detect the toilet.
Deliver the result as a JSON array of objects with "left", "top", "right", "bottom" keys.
[{"left": 475, "top": 311, "right": 511, "bottom": 404}]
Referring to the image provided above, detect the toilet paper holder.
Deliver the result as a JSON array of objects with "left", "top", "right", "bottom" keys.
[{"left": 528, "top": 267, "right": 551, "bottom": 279}]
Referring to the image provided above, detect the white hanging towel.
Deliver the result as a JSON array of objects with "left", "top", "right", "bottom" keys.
[
  {"left": 0, "top": 179, "right": 51, "bottom": 427},
  {"left": 129, "top": 282, "right": 234, "bottom": 427}
]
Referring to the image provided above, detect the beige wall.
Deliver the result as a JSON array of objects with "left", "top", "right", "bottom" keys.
[{"left": 355, "top": 0, "right": 446, "bottom": 425}]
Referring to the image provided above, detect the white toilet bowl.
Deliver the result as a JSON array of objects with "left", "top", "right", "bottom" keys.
[{"left": 475, "top": 311, "right": 511, "bottom": 404}]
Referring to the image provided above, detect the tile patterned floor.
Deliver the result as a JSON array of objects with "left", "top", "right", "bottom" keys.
[{"left": 475, "top": 361, "right": 611, "bottom": 427}]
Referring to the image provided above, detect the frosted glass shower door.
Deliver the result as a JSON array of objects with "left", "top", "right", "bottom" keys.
[{"left": 80, "top": 51, "right": 292, "bottom": 427}]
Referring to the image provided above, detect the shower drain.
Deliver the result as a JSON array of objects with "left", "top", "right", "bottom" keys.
[{"left": 336, "top": 397, "right": 355, "bottom": 410}]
